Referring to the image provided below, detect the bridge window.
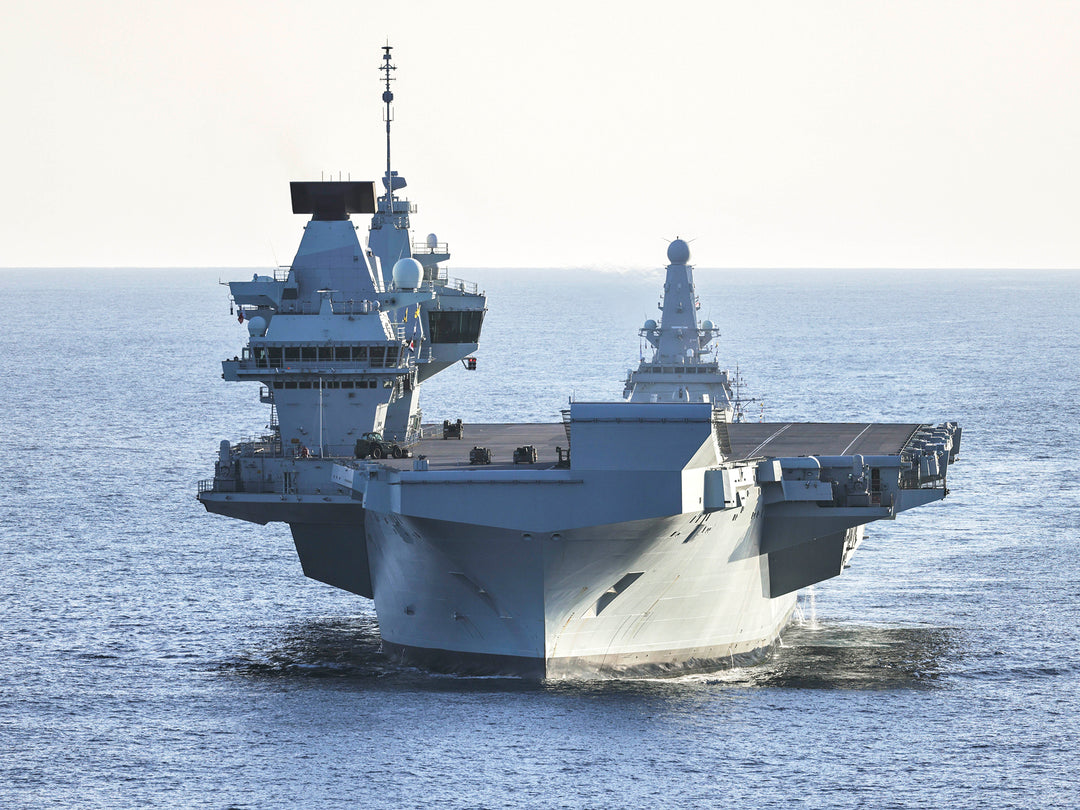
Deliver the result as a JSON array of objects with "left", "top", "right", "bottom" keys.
[{"left": 427, "top": 310, "right": 484, "bottom": 344}]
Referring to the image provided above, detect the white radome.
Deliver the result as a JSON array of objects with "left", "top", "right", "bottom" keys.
[
  {"left": 392, "top": 257, "right": 423, "bottom": 290},
  {"left": 667, "top": 238, "right": 691, "bottom": 265}
]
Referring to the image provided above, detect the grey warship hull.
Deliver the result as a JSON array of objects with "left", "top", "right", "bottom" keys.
[
  {"left": 205, "top": 486, "right": 794, "bottom": 679},
  {"left": 366, "top": 506, "right": 796, "bottom": 679},
  {"left": 202, "top": 416, "right": 957, "bottom": 678}
]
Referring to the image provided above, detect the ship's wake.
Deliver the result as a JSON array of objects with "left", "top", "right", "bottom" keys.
[
  {"left": 216, "top": 614, "right": 397, "bottom": 681},
  {"left": 698, "top": 622, "right": 956, "bottom": 690},
  {"left": 214, "top": 614, "right": 956, "bottom": 691}
]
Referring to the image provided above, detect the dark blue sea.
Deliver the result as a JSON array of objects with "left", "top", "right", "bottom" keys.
[{"left": 2, "top": 266, "right": 1077, "bottom": 808}]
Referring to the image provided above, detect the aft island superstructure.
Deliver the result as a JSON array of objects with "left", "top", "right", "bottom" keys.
[{"left": 198, "top": 48, "right": 961, "bottom": 678}]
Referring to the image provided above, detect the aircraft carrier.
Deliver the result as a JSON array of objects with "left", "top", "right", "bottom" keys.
[{"left": 198, "top": 47, "right": 961, "bottom": 678}]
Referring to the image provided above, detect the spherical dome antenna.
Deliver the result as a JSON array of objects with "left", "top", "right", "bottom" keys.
[
  {"left": 667, "top": 238, "right": 691, "bottom": 265},
  {"left": 643, "top": 319, "right": 658, "bottom": 331},
  {"left": 247, "top": 316, "right": 267, "bottom": 337},
  {"left": 392, "top": 257, "right": 423, "bottom": 290}
]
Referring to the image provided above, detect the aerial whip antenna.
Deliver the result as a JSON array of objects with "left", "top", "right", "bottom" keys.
[{"left": 380, "top": 43, "right": 397, "bottom": 213}]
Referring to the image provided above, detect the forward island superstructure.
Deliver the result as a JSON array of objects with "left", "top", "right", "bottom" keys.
[
  {"left": 198, "top": 49, "right": 960, "bottom": 678},
  {"left": 200, "top": 46, "right": 486, "bottom": 597}
]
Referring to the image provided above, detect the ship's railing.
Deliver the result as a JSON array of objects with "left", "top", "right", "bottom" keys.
[
  {"left": 198, "top": 477, "right": 289, "bottom": 494},
  {"left": 381, "top": 199, "right": 417, "bottom": 214},
  {"left": 236, "top": 340, "right": 412, "bottom": 369},
  {"left": 711, "top": 407, "right": 734, "bottom": 455},
  {"left": 197, "top": 475, "right": 309, "bottom": 495},
  {"left": 274, "top": 266, "right": 292, "bottom": 282},
  {"left": 423, "top": 267, "right": 449, "bottom": 285},
  {"left": 414, "top": 423, "right": 443, "bottom": 440},
  {"left": 308, "top": 443, "right": 371, "bottom": 459},
  {"left": 415, "top": 271, "right": 479, "bottom": 296},
  {"left": 277, "top": 295, "right": 380, "bottom": 315},
  {"left": 413, "top": 240, "right": 449, "bottom": 255},
  {"left": 329, "top": 298, "right": 380, "bottom": 315},
  {"left": 897, "top": 467, "right": 946, "bottom": 490},
  {"left": 226, "top": 437, "right": 432, "bottom": 462},
  {"left": 631, "top": 363, "right": 722, "bottom": 374},
  {"left": 230, "top": 435, "right": 282, "bottom": 457},
  {"left": 443, "top": 277, "right": 478, "bottom": 295},
  {"left": 199, "top": 429, "right": 437, "bottom": 495},
  {"left": 234, "top": 357, "right": 407, "bottom": 371}
]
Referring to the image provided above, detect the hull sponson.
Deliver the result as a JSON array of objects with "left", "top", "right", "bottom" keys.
[
  {"left": 200, "top": 494, "right": 373, "bottom": 598},
  {"left": 364, "top": 487, "right": 797, "bottom": 678},
  {"left": 290, "top": 521, "right": 373, "bottom": 599},
  {"left": 200, "top": 493, "right": 359, "bottom": 526}
]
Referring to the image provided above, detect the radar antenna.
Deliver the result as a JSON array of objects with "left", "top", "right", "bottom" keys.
[
  {"left": 730, "top": 364, "right": 762, "bottom": 423},
  {"left": 380, "top": 43, "right": 397, "bottom": 211}
]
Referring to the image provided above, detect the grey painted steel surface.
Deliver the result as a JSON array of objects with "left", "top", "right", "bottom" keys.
[
  {"left": 624, "top": 239, "right": 735, "bottom": 410},
  {"left": 197, "top": 53, "right": 961, "bottom": 678}
]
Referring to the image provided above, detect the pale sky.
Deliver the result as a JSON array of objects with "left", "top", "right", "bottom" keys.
[{"left": 3, "top": 0, "right": 1078, "bottom": 270}]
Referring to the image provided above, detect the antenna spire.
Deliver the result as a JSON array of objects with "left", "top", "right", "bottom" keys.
[{"left": 380, "top": 43, "right": 396, "bottom": 210}]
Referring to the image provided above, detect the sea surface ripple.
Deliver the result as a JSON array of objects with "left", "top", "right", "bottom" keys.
[{"left": 1, "top": 267, "right": 1077, "bottom": 808}]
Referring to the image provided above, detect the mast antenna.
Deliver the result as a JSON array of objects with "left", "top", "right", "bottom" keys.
[{"left": 380, "top": 43, "right": 397, "bottom": 212}]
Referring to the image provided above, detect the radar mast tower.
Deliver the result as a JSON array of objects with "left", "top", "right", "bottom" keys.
[{"left": 380, "top": 43, "right": 396, "bottom": 212}]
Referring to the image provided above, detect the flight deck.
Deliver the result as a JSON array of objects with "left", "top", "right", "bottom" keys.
[{"left": 370, "top": 421, "right": 924, "bottom": 472}]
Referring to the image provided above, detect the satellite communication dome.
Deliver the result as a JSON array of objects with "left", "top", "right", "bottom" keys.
[
  {"left": 426, "top": 233, "right": 439, "bottom": 250},
  {"left": 247, "top": 316, "right": 267, "bottom": 337},
  {"left": 643, "top": 319, "right": 658, "bottom": 331},
  {"left": 702, "top": 319, "right": 715, "bottom": 331},
  {"left": 392, "top": 257, "right": 423, "bottom": 290},
  {"left": 667, "top": 239, "right": 691, "bottom": 265}
]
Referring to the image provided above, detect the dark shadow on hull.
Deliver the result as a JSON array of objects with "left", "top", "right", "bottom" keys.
[
  {"left": 383, "top": 638, "right": 783, "bottom": 680},
  {"left": 381, "top": 641, "right": 547, "bottom": 678}
]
